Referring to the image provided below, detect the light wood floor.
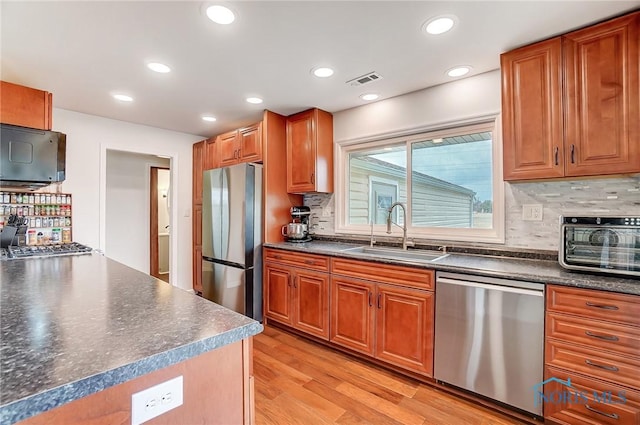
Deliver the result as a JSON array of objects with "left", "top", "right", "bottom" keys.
[{"left": 254, "top": 326, "right": 525, "bottom": 425}]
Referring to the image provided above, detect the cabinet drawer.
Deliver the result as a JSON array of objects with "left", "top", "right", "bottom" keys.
[
  {"left": 546, "top": 339, "right": 640, "bottom": 390},
  {"left": 544, "top": 366, "right": 640, "bottom": 425},
  {"left": 263, "top": 248, "right": 329, "bottom": 272},
  {"left": 547, "top": 285, "right": 640, "bottom": 327},
  {"left": 546, "top": 313, "right": 640, "bottom": 358},
  {"left": 331, "top": 258, "right": 434, "bottom": 290}
]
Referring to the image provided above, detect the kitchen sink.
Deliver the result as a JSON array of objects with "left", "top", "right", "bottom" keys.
[{"left": 340, "top": 246, "right": 448, "bottom": 263}]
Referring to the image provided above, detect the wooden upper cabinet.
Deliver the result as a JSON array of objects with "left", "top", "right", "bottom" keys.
[
  {"left": 564, "top": 12, "right": 640, "bottom": 177},
  {"left": 204, "top": 137, "right": 219, "bottom": 170},
  {"left": 501, "top": 38, "right": 564, "bottom": 180},
  {"left": 217, "top": 123, "right": 263, "bottom": 167},
  {"left": 501, "top": 11, "right": 640, "bottom": 181},
  {"left": 193, "top": 141, "right": 204, "bottom": 204},
  {"left": 217, "top": 130, "right": 240, "bottom": 167},
  {"left": 238, "top": 123, "right": 263, "bottom": 163},
  {"left": 0, "top": 81, "right": 53, "bottom": 130},
  {"left": 286, "top": 108, "right": 333, "bottom": 194}
]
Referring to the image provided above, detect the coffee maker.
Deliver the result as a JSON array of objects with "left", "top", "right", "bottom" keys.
[{"left": 281, "top": 206, "right": 312, "bottom": 242}]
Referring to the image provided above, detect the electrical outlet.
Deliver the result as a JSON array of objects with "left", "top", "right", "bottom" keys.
[
  {"left": 132, "top": 376, "right": 183, "bottom": 425},
  {"left": 522, "top": 204, "right": 543, "bottom": 221}
]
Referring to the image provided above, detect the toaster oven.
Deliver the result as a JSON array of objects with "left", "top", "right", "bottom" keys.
[{"left": 559, "top": 216, "right": 640, "bottom": 278}]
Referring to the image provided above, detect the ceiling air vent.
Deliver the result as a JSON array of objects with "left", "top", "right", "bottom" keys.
[{"left": 346, "top": 72, "right": 383, "bottom": 87}]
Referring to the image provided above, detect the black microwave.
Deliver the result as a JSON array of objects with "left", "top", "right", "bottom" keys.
[
  {"left": 559, "top": 216, "right": 640, "bottom": 278},
  {"left": 0, "top": 123, "right": 66, "bottom": 189}
]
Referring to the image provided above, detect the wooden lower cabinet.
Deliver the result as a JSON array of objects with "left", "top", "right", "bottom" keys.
[
  {"left": 264, "top": 262, "right": 329, "bottom": 340},
  {"left": 544, "top": 366, "right": 640, "bottom": 425},
  {"left": 19, "top": 339, "right": 255, "bottom": 425},
  {"left": 376, "top": 284, "right": 433, "bottom": 375},
  {"left": 544, "top": 285, "right": 640, "bottom": 425},
  {"left": 330, "top": 276, "right": 376, "bottom": 355},
  {"left": 330, "top": 275, "right": 434, "bottom": 376}
]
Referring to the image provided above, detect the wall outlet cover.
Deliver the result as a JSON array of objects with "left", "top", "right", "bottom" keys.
[
  {"left": 522, "top": 204, "right": 543, "bottom": 221},
  {"left": 131, "top": 376, "right": 183, "bottom": 425}
]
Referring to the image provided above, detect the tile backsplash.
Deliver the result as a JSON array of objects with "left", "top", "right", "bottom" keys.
[{"left": 304, "top": 175, "right": 640, "bottom": 251}]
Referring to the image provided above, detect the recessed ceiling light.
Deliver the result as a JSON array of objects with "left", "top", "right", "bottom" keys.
[
  {"left": 312, "top": 67, "right": 334, "bottom": 78},
  {"left": 422, "top": 16, "right": 456, "bottom": 35},
  {"left": 206, "top": 5, "right": 235, "bottom": 24},
  {"left": 447, "top": 66, "right": 471, "bottom": 77},
  {"left": 383, "top": 147, "right": 393, "bottom": 151},
  {"left": 432, "top": 138, "right": 444, "bottom": 144},
  {"left": 113, "top": 94, "right": 133, "bottom": 102},
  {"left": 156, "top": 155, "right": 171, "bottom": 159},
  {"left": 202, "top": 116, "right": 217, "bottom": 122},
  {"left": 360, "top": 93, "right": 379, "bottom": 101},
  {"left": 246, "top": 97, "right": 263, "bottom": 104},
  {"left": 147, "top": 62, "right": 171, "bottom": 73}
]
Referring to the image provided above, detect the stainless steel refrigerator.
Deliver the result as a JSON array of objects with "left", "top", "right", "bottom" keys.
[{"left": 202, "top": 163, "right": 263, "bottom": 321}]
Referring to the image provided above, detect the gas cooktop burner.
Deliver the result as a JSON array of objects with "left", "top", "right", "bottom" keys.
[{"left": 1, "top": 243, "right": 93, "bottom": 260}]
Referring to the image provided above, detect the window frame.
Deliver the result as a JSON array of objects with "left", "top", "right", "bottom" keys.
[{"left": 335, "top": 117, "right": 505, "bottom": 244}]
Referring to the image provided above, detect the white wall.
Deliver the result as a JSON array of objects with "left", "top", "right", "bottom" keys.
[
  {"left": 52, "top": 108, "right": 201, "bottom": 291},
  {"left": 105, "top": 150, "right": 169, "bottom": 275},
  {"left": 334, "top": 70, "right": 501, "bottom": 143}
]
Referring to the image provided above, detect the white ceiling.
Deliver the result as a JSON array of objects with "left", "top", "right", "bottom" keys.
[{"left": 2, "top": 1, "right": 638, "bottom": 138}]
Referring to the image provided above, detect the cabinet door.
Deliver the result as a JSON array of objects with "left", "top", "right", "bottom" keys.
[
  {"left": 564, "top": 12, "right": 640, "bottom": 176},
  {"left": 238, "top": 123, "right": 263, "bottom": 163},
  {"left": 0, "top": 81, "right": 52, "bottom": 130},
  {"left": 292, "top": 269, "right": 330, "bottom": 340},
  {"left": 218, "top": 130, "right": 240, "bottom": 167},
  {"left": 204, "top": 137, "right": 218, "bottom": 170},
  {"left": 193, "top": 246, "right": 203, "bottom": 294},
  {"left": 193, "top": 141, "right": 204, "bottom": 204},
  {"left": 375, "top": 284, "right": 434, "bottom": 375},
  {"left": 286, "top": 110, "right": 316, "bottom": 193},
  {"left": 330, "top": 276, "right": 376, "bottom": 356},
  {"left": 264, "top": 263, "right": 293, "bottom": 325},
  {"left": 501, "top": 38, "right": 564, "bottom": 180}
]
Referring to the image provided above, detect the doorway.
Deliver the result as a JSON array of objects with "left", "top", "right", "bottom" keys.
[{"left": 150, "top": 167, "right": 171, "bottom": 283}]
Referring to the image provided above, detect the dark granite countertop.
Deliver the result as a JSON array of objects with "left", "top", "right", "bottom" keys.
[
  {"left": 264, "top": 241, "right": 640, "bottom": 296},
  {"left": 0, "top": 254, "right": 263, "bottom": 425}
]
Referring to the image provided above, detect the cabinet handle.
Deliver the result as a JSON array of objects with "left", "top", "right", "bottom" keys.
[
  {"left": 234, "top": 149, "right": 238, "bottom": 159},
  {"left": 310, "top": 172, "right": 315, "bottom": 184},
  {"left": 368, "top": 291, "right": 373, "bottom": 307},
  {"left": 377, "top": 293, "right": 382, "bottom": 309},
  {"left": 554, "top": 146, "right": 559, "bottom": 166},
  {"left": 237, "top": 148, "right": 241, "bottom": 158},
  {"left": 304, "top": 260, "right": 315, "bottom": 265},
  {"left": 288, "top": 275, "right": 292, "bottom": 287},
  {"left": 585, "top": 359, "right": 619, "bottom": 372},
  {"left": 584, "top": 404, "right": 619, "bottom": 420},
  {"left": 293, "top": 276, "right": 297, "bottom": 289},
  {"left": 274, "top": 254, "right": 282, "bottom": 259},
  {"left": 585, "top": 331, "right": 619, "bottom": 342},
  {"left": 570, "top": 144, "right": 575, "bottom": 164},
  {"left": 585, "top": 302, "right": 619, "bottom": 311}
]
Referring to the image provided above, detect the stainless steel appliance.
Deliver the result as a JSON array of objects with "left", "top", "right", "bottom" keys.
[
  {"left": 559, "top": 216, "right": 640, "bottom": 277},
  {"left": 0, "top": 124, "right": 66, "bottom": 189},
  {"left": 434, "top": 272, "right": 545, "bottom": 416},
  {"left": 282, "top": 206, "right": 311, "bottom": 242},
  {"left": 201, "top": 163, "right": 263, "bottom": 321},
  {"left": 1, "top": 242, "right": 92, "bottom": 260}
]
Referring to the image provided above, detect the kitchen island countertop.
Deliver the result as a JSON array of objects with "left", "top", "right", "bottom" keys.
[
  {"left": 264, "top": 241, "right": 640, "bottom": 296},
  {"left": 0, "top": 254, "right": 262, "bottom": 425}
]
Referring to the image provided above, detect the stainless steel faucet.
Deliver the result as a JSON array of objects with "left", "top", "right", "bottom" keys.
[{"left": 386, "top": 202, "right": 413, "bottom": 250}]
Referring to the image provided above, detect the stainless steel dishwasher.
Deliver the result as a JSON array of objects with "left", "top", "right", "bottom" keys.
[{"left": 434, "top": 271, "right": 544, "bottom": 416}]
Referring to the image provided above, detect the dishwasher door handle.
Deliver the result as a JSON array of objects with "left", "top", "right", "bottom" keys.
[{"left": 436, "top": 277, "right": 544, "bottom": 297}]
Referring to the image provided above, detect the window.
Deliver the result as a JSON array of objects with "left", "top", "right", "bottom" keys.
[{"left": 336, "top": 120, "right": 504, "bottom": 243}]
